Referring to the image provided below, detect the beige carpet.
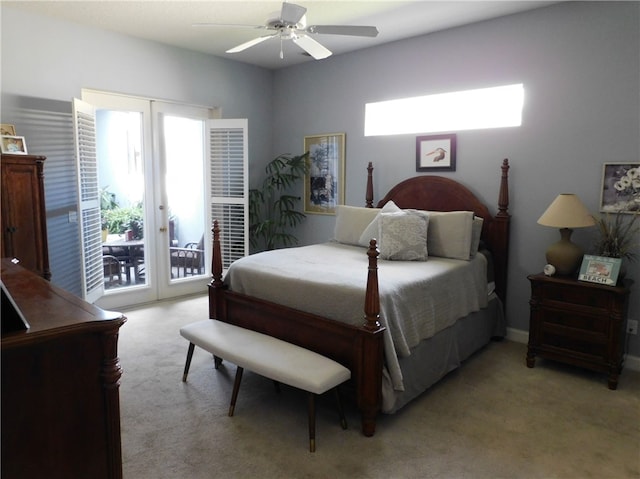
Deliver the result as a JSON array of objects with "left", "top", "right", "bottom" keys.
[{"left": 118, "top": 294, "right": 640, "bottom": 479}]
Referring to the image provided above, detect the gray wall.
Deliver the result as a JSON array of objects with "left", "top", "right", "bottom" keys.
[
  {"left": 2, "top": 2, "right": 639, "bottom": 357},
  {"left": 271, "top": 2, "right": 640, "bottom": 355},
  {"left": 1, "top": 5, "right": 274, "bottom": 186}
]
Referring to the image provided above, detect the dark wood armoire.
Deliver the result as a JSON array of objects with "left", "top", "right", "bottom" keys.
[{"left": 1, "top": 153, "right": 51, "bottom": 279}]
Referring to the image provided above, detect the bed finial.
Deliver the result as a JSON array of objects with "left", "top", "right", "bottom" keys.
[
  {"left": 211, "top": 220, "right": 223, "bottom": 287},
  {"left": 365, "top": 162, "right": 374, "bottom": 208},
  {"left": 498, "top": 159, "right": 510, "bottom": 218},
  {"left": 364, "top": 239, "right": 381, "bottom": 331}
]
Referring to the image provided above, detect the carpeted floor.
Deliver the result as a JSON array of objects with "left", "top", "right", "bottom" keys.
[{"left": 118, "top": 294, "right": 640, "bottom": 479}]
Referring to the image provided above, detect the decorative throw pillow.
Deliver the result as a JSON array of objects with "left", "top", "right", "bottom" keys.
[
  {"left": 470, "top": 216, "right": 484, "bottom": 257},
  {"left": 377, "top": 211, "right": 429, "bottom": 261},
  {"left": 426, "top": 211, "right": 475, "bottom": 260},
  {"left": 333, "top": 205, "right": 381, "bottom": 246},
  {"left": 358, "top": 200, "right": 401, "bottom": 247}
]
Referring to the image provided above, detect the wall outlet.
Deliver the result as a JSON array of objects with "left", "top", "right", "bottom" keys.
[
  {"left": 628, "top": 319, "right": 638, "bottom": 335},
  {"left": 68, "top": 210, "right": 78, "bottom": 223}
]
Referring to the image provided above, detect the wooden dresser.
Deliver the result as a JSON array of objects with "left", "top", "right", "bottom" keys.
[
  {"left": 1, "top": 259, "right": 126, "bottom": 479},
  {"left": 1, "top": 153, "right": 51, "bottom": 280},
  {"left": 527, "top": 273, "right": 630, "bottom": 389}
]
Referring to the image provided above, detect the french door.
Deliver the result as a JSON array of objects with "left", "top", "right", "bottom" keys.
[{"left": 74, "top": 91, "right": 248, "bottom": 309}]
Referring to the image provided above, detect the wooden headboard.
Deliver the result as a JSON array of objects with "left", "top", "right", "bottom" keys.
[{"left": 366, "top": 159, "right": 511, "bottom": 306}]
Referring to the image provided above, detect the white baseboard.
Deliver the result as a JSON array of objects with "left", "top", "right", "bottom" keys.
[{"left": 506, "top": 327, "right": 640, "bottom": 372}]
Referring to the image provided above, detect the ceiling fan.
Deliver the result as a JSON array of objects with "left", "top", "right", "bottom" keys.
[{"left": 194, "top": 2, "right": 379, "bottom": 60}]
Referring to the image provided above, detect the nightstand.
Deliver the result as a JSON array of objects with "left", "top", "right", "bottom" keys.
[{"left": 527, "top": 273, "right": 631, "bottom": 389}]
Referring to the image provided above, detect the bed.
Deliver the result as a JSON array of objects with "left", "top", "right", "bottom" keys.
[{"left": 208, "top": 159, "right": 510, "bottom": 437}]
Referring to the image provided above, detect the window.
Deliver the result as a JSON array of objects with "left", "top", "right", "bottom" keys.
[{"left": 364, "top": 83, "right": 524, "bottom": 136}]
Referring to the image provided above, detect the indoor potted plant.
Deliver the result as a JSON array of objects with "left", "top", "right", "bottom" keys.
[{"left": 249, "top": 152, "right": 309, "bottom": 252}]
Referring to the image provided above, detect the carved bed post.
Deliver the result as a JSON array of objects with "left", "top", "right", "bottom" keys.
[
  {"left": 209, "top": 220, "right": 225, "bottom": 320},
  {"left": 358, "top": 239, "right": 385, "bottom": 436},
  {"left": 498, "top": 159, "right": 510, "bottom": 218},
  {"left": 364, "top": 240, "right": 381, "bottom": 331},
  {"left": 210, "top": 220, "right": 223, "bottom": 288},
  {"left": 492, "top": 159, "right": 511, "bottom": 309},
  {"left": 365, "top": 162, "right": 374, "bottom": 208}
]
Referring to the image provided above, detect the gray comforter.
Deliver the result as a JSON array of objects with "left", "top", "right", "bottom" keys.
[{"left": 224, "top": 242, "right": 488, "bottom": 393}]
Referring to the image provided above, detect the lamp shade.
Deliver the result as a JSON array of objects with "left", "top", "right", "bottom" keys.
[{"left": 537, "top": 194, "right": 595, "bottom": 228}]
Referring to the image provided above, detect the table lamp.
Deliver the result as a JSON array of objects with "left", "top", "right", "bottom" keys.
[{"left": 537, "top": 193, "right": 595, "bottom": 275}]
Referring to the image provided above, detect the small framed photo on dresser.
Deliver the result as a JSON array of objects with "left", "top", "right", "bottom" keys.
[
  {"left": 0, "top": 135, "right": 28, "bottom": 155},
  {"left": 578, "top": 255, "right": 622, "bottom": 286},
  {"left": 0, "top": 124, "right": 16, "bottom": 136}
]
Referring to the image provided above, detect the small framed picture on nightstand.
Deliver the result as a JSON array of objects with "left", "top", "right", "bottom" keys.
[{"left": 578, "top": 255, "right": 622, "bottom": 286}]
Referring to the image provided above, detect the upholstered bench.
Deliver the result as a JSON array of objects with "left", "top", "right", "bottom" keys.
[{"left": 180, "top": 319, "right": 351, "bottom": 452}]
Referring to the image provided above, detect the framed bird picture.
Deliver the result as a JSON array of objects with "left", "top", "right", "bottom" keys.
[{"left": 416, "top": 133, "right": 456, "bottom": 172}]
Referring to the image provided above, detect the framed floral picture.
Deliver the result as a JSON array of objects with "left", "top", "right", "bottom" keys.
[
  {"left": 600, "top": 163, "right": 640, "bottom": 213},
  {"left": 304, "top": 133, "right": 345, "bottom": 215}
]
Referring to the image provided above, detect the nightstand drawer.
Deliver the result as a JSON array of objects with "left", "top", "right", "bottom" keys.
[
  {"left": 541, "top": 329, "right": 607, "bottom": 358},
  {"left": 542, "top": 283, "right": 610, "bottom": 309},
  {"left": 541, "top": 308, "right": 609, "bottom": 334}
]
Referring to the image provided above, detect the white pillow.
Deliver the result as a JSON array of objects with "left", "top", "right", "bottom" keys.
[
  {"left": 358, "top": 200, "right": 401, "bottom": 247},
  {"left": 333, "top": 205, "right": 381, "bottom": 246},
  {"left": 426, "top": 211, "right": 475, "bottom": 260},
  {"left": 470, "top": 216, "right": 484, "bottom": 257},
  {"left": 378, "top": 211, "right": 429, "bottom": 261}
]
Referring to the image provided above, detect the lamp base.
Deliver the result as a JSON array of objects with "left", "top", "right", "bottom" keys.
[{"left": 545, "top": 228, "right": 583, "bottom": 276}]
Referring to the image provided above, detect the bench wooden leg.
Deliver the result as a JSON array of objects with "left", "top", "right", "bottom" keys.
[
  {"left": 214, "top": 355, "right": 223, "bottom": 369},
  {"left": 229, "top": 366, "right": 244, "bottom": 417},
  {"left": 182, "top": 343, "right": 196, "bottom": 382},
  {"left": 334, "top": 387, "right": 348, "bottom": 430},
  {"left": 308, "top": 392, "right": 316, "bottom": 453}
]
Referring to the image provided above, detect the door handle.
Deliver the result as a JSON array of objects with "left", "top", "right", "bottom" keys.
[{"left": 159, "top": 227, "right": 167, "bottom": 233}]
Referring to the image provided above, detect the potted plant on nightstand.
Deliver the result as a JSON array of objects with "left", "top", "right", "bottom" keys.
[{"left": 591, "top": 211, "right": 639, "bottom": 281}]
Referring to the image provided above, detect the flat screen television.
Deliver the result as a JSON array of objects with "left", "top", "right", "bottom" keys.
[{"left": 1, "top": 280, "right": 30, "bottom": 333}]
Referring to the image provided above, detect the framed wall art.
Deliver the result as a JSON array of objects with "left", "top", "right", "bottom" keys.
[
  {"left": 0, "top": 135, "right": 28, "bottom": 155},
  {"left": 600, "top": 163, "right": 640, "bottom": 213},
  {"left": 304, "top": 133, "right": 345, "bottom": 215},
  {"left": 416, "top": 133, "right": 456, "bottom": 172}
]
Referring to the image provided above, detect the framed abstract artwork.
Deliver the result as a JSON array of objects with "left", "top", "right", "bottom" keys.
[{"left": 304, "top": 133, "right": 345, "bottom": 215}]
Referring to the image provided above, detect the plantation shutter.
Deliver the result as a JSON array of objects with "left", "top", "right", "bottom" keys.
[
  {"left": 206, "top": 119, "right": 248, "bottom": 271},
  {"left": 73, "top": 98, "right": 104, "bottom": 303}
]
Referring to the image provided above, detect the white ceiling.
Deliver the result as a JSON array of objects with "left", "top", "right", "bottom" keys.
[{"left": 5, "top": 0, "right": 558, "bottom": 70}]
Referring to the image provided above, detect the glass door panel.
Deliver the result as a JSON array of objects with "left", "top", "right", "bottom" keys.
[
  {"left": 163, "top": 116, "right": 207, "bottom": 282},
  {"left": 96, "top": 110, "right": 148, "bottom": 291}
]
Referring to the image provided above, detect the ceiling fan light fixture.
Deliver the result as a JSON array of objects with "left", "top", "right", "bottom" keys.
[{"left": 205, "top": 2, "right": 378, "bottom": 61}]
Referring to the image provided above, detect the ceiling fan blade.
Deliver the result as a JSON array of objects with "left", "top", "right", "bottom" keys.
[
  {"left": 226, "top": 34, "right": 276, "bottom": 53},
  {"left": 192, "top": 23, "right": 269, "bottom": 30},
  {"left": 281, "top": 2, "right": 307, "bottom": 25},
  {"left": 293, "top": 34, "right": 332, "bottom": 60},
  {"left": 306, "top": 25, "right": 379, "bottom": 37}
]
